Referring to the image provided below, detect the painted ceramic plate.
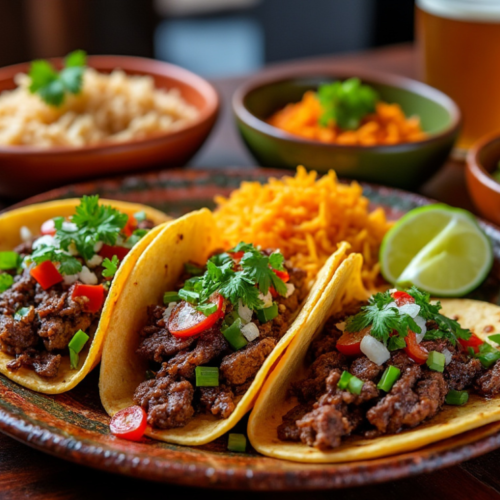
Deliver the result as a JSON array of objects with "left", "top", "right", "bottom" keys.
[{"left": 1, "top": 168, "right": 500, "bottom": 491}]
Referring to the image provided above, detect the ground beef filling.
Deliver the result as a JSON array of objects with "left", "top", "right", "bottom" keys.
[
  {"left": 134, "top": 264, "right": 307, "bottom": 430},
  {"left": 278, "top": 309, "right": 500, "bottom": 451}
]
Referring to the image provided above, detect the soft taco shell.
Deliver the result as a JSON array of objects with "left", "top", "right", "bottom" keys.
[
  {"left": 0, "top": 198, "right": 170, "bottom": 394},
  {"left": 99, "top": 208, "right": 354, "bottom": 445},
  {"left": 248, "top": 262, "right": 500, "bottom": 463}
]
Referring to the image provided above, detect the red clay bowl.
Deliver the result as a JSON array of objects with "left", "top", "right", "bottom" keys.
[
  {"left": 0, "top": 56, "right": 219, "bottom": 199},
  {"left": 233, "top": 67, "right": 461, "bottom": 190},
  {"left": 466, "top": 132, "right": 500, "bottom": 226}
]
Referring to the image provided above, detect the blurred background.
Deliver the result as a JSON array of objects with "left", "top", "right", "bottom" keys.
[{"left": 0, "top": 0, "right": 415, "bottom": 78}]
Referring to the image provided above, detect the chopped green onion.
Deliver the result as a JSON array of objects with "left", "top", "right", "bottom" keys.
[
  {"left": 478, "top": 350, "right": 500, "bottom": 369},
  {"left": 426, "top": 351, "right": 445, "bottom": 372},
  {"left": 163, "top": 291, "right": 180, "bottom": 304},
  {"left": 227, "top": 433, "right": 247, "bottom": 453},
  {"left": 222, "top": 318, "right": 248, "bottom": 350},
  {"left": 445, "top": 390, "right": 469, "bottom": 406},
  {"left": 196, "top": 302, "right": 218, "bottom": 316},
  {"left": 68, "top": 329, "right": 89, "bottom": 354},
  {"left": 183, "top": 276, "right": 201, "bottom": 291},
  {"left": 184, "top": 262, "right": 204, "bottom": 276},
  {"left": 377, "top": 365, "right": 401, "bottom": 392},
  {"left": 134, "top": 211, "right": 146, "bottom": 222},
  {"left": 145, "top": 370, "right": 156, "bottom": 380},
  {"left": 222, "top": 310, "right": 240, "bottom": 330},
  {"left": 348, "top": 376, "right": 364, "bottom": 395},
  {"left": 69, "top": 348, "right": 79, "bottom": 370},
  {"left": 178, "top": 289, "right": 199, "bottom": 304},
  {"left": 256, "top": 302, "right": 278, "bottom": 323},
  {"left": 195, "top": 366, "right": 219, "bottom": 387},
  {"left": 0, "top": 251, "right": 19, "bottom": 270},
  {"left": 0, "top": 273, "right": 13, "bottom": 292},
  {"left": 14, "top": 307, "right": 30, "bottom": 321},
  {"left": 338, "top": 370, "right": 353, "bottom": 390},
  {"left": 489, "top": 334, "right": 500, "bottom": 344}
]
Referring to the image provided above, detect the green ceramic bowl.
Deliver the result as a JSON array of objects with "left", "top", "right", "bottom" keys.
[{"left": 233, "top": 69, "right": 461, "bottom": 189}]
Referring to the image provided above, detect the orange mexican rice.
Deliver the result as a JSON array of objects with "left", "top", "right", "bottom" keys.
[
  {"left": 214, "top": 167, "right": 392, "bottom": 290},
  {"left": 267, "top": 91, "right": 426, "bottom": 146}
]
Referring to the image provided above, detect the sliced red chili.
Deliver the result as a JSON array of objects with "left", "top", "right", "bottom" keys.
[
  {"left": 404, "top": 331, "right": 428, "bottom": 364},
  {"left": 269, "top": 286, "right": 278, "bottom": 298},
  {"left": 123, "top": 215, "right": 137, "bottom": 238},
  {"left": 99, "top": 244, "right": 130, "bottom": 262},
  {"left": 30, "top": 260, "right": 63, "bottom": 290},
  {"left": 168, "top": 294, "right": 224, "bottom": 339},
  {"left": 458, "top": 333, "right": 484, "bottom": 353},
  {"left": 72, "top": 284, "right": 105, "bottom": 313},
  {"left": 110, "top": 405, "right": 147, "bottom": 441},
  {"left": 392, "top": 291, "right": 415, "bottom": 306},
  {"left": 273, "top": 269, "right": 290, "bottom": 283},
  {"left": 231, "top": 251, "right": 244, "bottom": 260},
  {"left": 336, "top": 327, "right": 370, "bottom": 356},
  {"left": 40, "top": 219, "right": 56, "bottom": 236}
]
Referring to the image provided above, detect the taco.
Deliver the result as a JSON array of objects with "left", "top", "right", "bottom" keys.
[
  {"left": 0, "top": 196, "right": 170, "bottom": 394},
  {"left": 99, "top": 209, "right": 352, "bottom": 445},
  {"left": 248, "top": 257, "right": 500, "bottom": 463}
]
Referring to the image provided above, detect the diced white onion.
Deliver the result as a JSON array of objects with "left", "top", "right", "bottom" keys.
[
  {"left": 93, "top": 241, "right": 103, "bottom": 253},
  {"left": 443, "top": 348, "right": 453, "bottom": 366},
  {"left": 86, "top": 254, "right": 103, "bottom": 268},
  {"left": 67, "top": 242, "right": 79, "bottom": 256},
  {"left": 360, "top": 335, "right": 391, "bottom": 365},
  {"left": 163, "top": 302, "right": 177, "bottom": 322},
  {"left": 237, "top": 299, "right": 253, "bottom": 324},
  {"left": 414, "top": 315, "right": 427, "bottom": 343},
  {"left": 336, "top": 321, "right": 346, "bottom": 332},
  {"left": 64, "top": 274, "right": 78, "bottom": 285},
  {"left": 388, "top": 288, "right": 398, "bottom": 294},
  {"left": 78, "top": 266, "right": 98, "bottom": 285},
  {"left": 285, "top": 283, "right": 295, "bottom": 298},
  {"left": 62, "top": 221, "right": 77, "bottom": 232},
  {"left": 32, "top": 235, "right": 58, "bottom": 250},
  {"left": 20, "top": 226, "right": 32, "bottom": 243},
  {"left": 398, "top": 303, "right": 420, "bottom": 318},
  {"left": 241, "top": 322, "right": 260, "bottom": 342},
  {"left": 384, "top": 301, "right": 398, "bottom": 310},
  {"left": 258, "top": 291, "right": 273, "bottom": 308}
]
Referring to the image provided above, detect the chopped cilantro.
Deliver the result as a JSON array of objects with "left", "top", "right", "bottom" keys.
[
  {"left": 102, "top": 255, "right": 119, "bottom": 279},
  {"left": 134, "top": 211, "right": 146, "bottom": 222},
  {"left": 28, "top": 50, "right": 86, "bottom": 106},
  {"left": 14, "top": 307, "right": 30, "bottom": 321},
  {"left": 240, "top": 248, "right": 287, "bottom": 296},
  {"left": 125, "top": 229, "right": 148, "bottom": 248},
  {"left": 30, "top": 245, "right": 82, "bottom": 275},
  {"left": 0, "top": 274, "right": 13, "bottom": 292}
]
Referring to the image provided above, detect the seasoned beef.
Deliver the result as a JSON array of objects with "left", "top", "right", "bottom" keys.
[
  {"left": 199, "top": 385, "right": 236, "bottom": 419},
  {"left": 446, "top": 353, "right": 482, "bottom": 391},
  {"left": 0, "top": 272, "right": 36, "bottom": 315},
  {"left": 476, "top": 360, "right": 500, "bottom": 397},
  {"left": 220, "top": 337, "right": 276, "bottom": 386},
  {"left": 388, "top": 350, "right": 414, "bottom": 372},
  {"left": 277, "top": 404, "right": 314, "bottom": 442},
  {"left": 7, "top": 349, "right": 61, "bottom": 378},
  {"left": 0, "top": 307, "right": 37, "bottom": 355},
  {"left": 340, "top": 381, "right": 380, "bottom": 406},
  {"left": 134, "top": 375, "right": 195, "bottom": 429},
  {"left": 350, "top": 357, "right": 384, "bottom": 381}
]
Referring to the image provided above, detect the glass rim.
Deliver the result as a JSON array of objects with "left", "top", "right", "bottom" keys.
[{"left": 417, "top": 0, "right": 500, "bottom": 22}]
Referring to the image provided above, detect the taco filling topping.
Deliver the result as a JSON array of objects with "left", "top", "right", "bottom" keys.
[
  {"left": 133, "top": 243, "right": 307, "bottom": 430},
  {"left": 0, "top": 196, "right": 154, "bottom": 378},
  {"left": 278, "top": 288, "right": 500, "bottom": 450}
]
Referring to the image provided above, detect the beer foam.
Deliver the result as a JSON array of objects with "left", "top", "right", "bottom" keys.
[{"left": 417, "top": 0, "right": 500, "bottom": 22}]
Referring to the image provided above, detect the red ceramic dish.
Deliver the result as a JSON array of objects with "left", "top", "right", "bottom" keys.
[
  {"left": 466, "top": 132, "right": 500, "bottom": 226},
  {"left": 0, "top": 56, "right": 219, "bottom": 198}
]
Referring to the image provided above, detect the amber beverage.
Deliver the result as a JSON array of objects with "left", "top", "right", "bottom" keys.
[{"left": 416, "top": 0, "right": 500, "bottom": 155}]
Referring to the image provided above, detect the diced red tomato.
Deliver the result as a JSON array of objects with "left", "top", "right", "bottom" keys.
[
  {"left": 99, "top": 244, "right": 130, "bottom": 262},
  {"left": 273, "top": 269, "right": 290, "bottom": 283},
  {"left": 458, "top": 333, "right": 484, "bottom": 353},
  {"left": 231, "top": 251, "right": 244, "bottom": 260},
  {"left": 123, "top": 215, "right": 137, "bottom": 238},
  {"left": 30, "top": 260, "right": 63, "bottom": 290},
  {"left": 110, "top": 405, "right": 147, "bottom": 441},
  {"left": 392, "top": 290, "right": 415, "bottom": 306},
  {"left": 168, "top": 293, "right": 224, "bottom": 338},
  {"left": 336, "top": 327, "right": 370, "bottom": 356},
  {"left": 269, "top": 286, "right": 278, "bottom": 298},
  {"left": 404, "top": 331, "right": 428, "bottom": 364},
  {"left": 72, "top": 284, "right": 105, "bottom": 313},
  {"left": 40, "top": 219, "right": 56, "bottom": 236}
]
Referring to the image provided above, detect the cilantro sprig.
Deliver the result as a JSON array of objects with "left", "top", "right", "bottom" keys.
[
  {"left": 317, "top": 78, "right": 378, "bottom": 130},
  {"left": 28, "top": 50, "right": 87, "bottom": 107},
  {"left": 102, "top": 255, "right": 119, "bottom": 279},
  {"left": 30, "top": 245, "right": 82, "bottom": 275}
]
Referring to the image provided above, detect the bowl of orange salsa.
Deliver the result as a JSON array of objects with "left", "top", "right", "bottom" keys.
[{"left": 233, "top": 68, "right": 460, "bottom": 189}]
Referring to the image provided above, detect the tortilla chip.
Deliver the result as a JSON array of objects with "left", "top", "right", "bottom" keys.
[
  {"left": 0, "top": 198, "right": 171, "bottom": 394},
  {"left": 99, "top": 209, "right": 354, "bottom": 445},
  {"left": 248, "top": 270, "right": 500, "bottom": 463}
]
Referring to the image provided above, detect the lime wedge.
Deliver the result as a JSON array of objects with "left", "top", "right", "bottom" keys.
[{"left": 380, "top": 204, "right": 493, "bottom": 297}]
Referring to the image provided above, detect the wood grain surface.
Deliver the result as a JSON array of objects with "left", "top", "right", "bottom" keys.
[{"left": 0, "top": 44, "right": 495, "bottom": 499}]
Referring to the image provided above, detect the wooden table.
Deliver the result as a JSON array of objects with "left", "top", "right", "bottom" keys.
[{"left": 0, "top": 44, "right": 498, "bottom": 499}]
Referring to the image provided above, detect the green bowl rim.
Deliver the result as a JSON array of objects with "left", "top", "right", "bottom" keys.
[{"left": 232, "top": 66, "right": 461, "bottom": 152}]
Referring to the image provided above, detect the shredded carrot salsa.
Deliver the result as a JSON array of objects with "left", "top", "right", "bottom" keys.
[
  {"left": 267, "top": 91, "right": 427, "bottom": 146},
  {"left": 214, "top": 167, "right": 393, "bottom": 290}
]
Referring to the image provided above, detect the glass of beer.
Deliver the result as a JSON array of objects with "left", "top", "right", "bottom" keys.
[{"left": 416, "top": 0, "right": 500, "bottom": 156}]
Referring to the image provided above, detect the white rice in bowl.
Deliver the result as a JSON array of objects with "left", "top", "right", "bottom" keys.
[{"left": 0, "top": 68, "right": 200, "bottom": 147}]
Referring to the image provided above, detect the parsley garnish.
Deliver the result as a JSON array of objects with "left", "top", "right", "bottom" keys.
[
  {"left": 317, "top": 78, "right": 378, "bottom": 130},
  {"left": 28, "top": 50, "right": 87, "bottom": 107},
  {"left": 102, "top": 255, "right": 119, "bottom": 279}
]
